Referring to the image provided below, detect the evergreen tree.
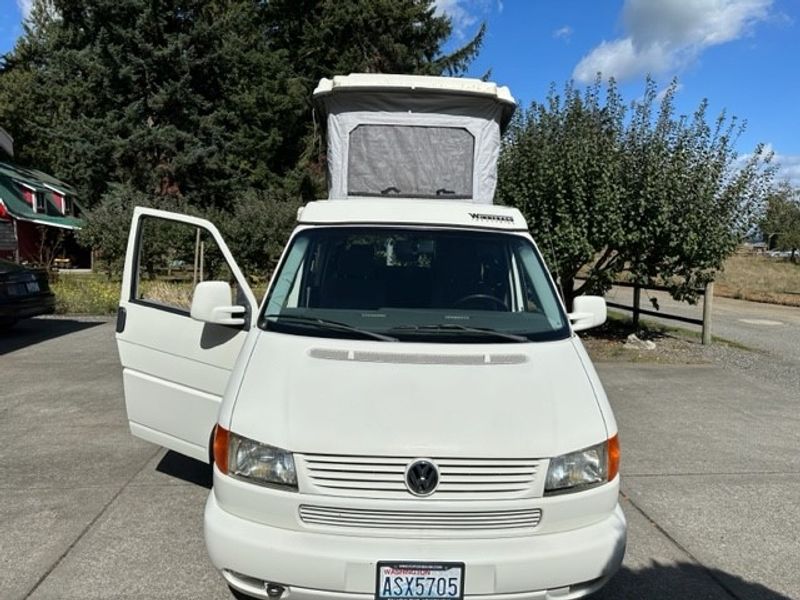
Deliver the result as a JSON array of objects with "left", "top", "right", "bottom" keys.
[
  {"left": 0, "top": 0, "right": 483, "bottom": 207},
  {"left": 0, "top": 0, "right": 483, "bottom": 271}
]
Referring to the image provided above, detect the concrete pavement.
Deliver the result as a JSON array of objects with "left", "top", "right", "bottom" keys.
[
  {"left": 1, "top": 317, "right": 797, "bottom": 599},
  {"left": 595, "top": 364, "right": 800, "bottom": 600}
]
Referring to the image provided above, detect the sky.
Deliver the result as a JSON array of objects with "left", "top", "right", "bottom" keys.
[
  {"left": 0, "top": 0, "right": 798, "bottom": 185},
  {"left": 440, "top": 0, "right": 800, "bottom": 185}
]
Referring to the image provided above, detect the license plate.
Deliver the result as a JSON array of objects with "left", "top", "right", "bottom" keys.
[
  {"left": 26, "top": 281, "right": 40, "bottom": 293},
  {"left": 376, "top": 562, "right": 464, "bottom": 600},
  {"left": 7, "top": 283, "right": 26, "bottom": 296}
]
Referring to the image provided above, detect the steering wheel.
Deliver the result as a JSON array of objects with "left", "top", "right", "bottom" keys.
[{"left": 453, "top": 293, "right": 509, "bottom": 311}]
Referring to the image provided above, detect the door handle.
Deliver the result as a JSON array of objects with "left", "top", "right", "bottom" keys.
[{"left": 116, "top": 306, "right": 127, "bottom": 333}]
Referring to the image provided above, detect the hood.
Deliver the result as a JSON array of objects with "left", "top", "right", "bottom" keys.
[{"left": 229, "top": 332, "right": 608, "bottom": 458}]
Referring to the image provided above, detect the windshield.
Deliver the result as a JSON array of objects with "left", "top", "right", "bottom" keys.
[{"left": 261, "top": 227, "right": 568, "bottom": 343}]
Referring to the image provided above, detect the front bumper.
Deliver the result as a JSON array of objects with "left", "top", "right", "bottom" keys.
[{"left": 205, "top": 492, "right": 626, "bottom": 600}]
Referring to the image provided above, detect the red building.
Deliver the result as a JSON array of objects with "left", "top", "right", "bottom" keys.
[{"left": 0, "top": 128, "right": 89, "bottom": 268}]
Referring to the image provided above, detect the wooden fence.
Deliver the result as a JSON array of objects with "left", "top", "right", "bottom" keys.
[{"left": 578, "top": 279, "right": 715, "bottom": 345}]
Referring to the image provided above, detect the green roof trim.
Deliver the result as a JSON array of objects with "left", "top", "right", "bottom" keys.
[
  {"left": 12, "top": 212, "right": 84, "bottom": 229},
  {"left": 0, "top": 160, "right": 85, "bottom": 229}
]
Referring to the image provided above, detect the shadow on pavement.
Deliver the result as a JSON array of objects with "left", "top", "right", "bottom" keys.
[
  {"left": 596, "top": 561, "right": 793, "bottom": 599},
  {"left": 0, "top": 317, "right": 105, "bottom": 355},
  {"left": 156, "top": 450, "right": 213, "bottom": 489}
]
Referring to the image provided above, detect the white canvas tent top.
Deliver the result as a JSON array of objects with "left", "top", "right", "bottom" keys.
[{"left": 313, "top": 74, "right": 516, "bottom": 204}]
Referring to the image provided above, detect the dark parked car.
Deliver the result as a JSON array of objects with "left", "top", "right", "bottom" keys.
[{"left": 0, "top": 259, "right": 55, "bottom": 329}]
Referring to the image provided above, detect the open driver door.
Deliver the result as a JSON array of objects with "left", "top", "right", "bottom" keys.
[{"left": 115, "top": 207, "right": 258, "bottom": 462}]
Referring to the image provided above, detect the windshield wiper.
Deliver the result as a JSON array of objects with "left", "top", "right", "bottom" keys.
[
  {"left": 263, "top": 314, "right": 398, "bottom": 342},
  {"left": 389, "top": 324, "right": 529, "bottom": 343}
]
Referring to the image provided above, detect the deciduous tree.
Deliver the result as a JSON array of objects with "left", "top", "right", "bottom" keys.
[
  {"left": 497, "top": 78, "right": 775, "bottom": 309},
  {"left": 761, "top": 182, "right": 800, "bottom": 262}
]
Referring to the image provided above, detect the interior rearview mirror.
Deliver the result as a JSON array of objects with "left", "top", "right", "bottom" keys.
[
  {"left": 191, "top": 281, "right": 246, "bottom": 327},
  {"left": 568, "top": 295, "right": 607, "bottom": 332}
]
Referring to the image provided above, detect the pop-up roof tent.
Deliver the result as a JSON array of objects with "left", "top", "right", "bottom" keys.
[{"left": 313, "top": 74, "right": 516, "bottom": 204}]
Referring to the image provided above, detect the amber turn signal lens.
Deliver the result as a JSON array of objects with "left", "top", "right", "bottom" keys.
[
  {"left": 608, "top": 434, "right": 620, "bottom": 481},
  {"left": 213, "top": 424, "right": 229, "bottom": 474}
]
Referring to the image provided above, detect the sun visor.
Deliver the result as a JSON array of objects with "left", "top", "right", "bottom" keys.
[{"left": 314, "top": 75, "right": 516, "bottom": 204}]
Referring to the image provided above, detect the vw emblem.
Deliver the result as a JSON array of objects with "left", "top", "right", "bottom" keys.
[{"left": 405, "top": 459, "right": 440, "bottom": 497}]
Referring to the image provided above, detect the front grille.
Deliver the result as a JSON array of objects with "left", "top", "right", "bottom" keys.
[
  {"left": 299, "top": 505, "right": 542, "bottom": 530},
  {"left": 298, "top": 454, "right": 541, "bottom": 500}
]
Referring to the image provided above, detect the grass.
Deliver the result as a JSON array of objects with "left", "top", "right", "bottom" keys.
[
  {"left": 50, "top": 272, "right": 267, "bottom": 315},
  {"left": 139, "top": 280, "right": 194, "bottom": 310},
  {"left": 50, "top": 272, "right": 120, "bottom": 315},
  {"left": 51, "top": 274, "right": 214, "bottom": 314},
  {"left": 715, "top": 254, "right": 800, "bottom": 307}
]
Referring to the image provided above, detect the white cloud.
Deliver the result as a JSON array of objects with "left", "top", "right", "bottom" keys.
[
  {"left": 739, "top": 144, "right": 800, "bottom": 187},
  {"left": 774, "top": 153, "right": 800, "bottom": 187},
  {"left": 553, "top": 26, "right": 573, "bottom": 41},
  {"left": 573, "top": 0, "right": 773, "bottom": 83},
  {"left": 435, "top": 0, "right": 478, "bottom": 37},
  {"left": 434, "top": 0, "right": 498, "bottom": 38},
  {"left": 655, "top": 82, "right": 684, "bottom": 102},
  {"left": 17, "top": 0, "right": 33, "bottom": 19}
]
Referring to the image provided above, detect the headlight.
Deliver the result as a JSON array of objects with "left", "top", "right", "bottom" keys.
[
  {"left": 544, "top": 435, "right": 620, "bottom": 495},
  {"left": 213, "top": 425, "right": 297, "bottom": 489}
]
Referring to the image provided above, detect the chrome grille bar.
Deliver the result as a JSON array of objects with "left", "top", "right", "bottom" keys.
[{"left": 299, "top": 505, "right": 543, "bottom": 530}]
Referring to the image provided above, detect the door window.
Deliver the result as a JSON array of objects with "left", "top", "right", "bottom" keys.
[{"left": 132, "top": 216, "right": 242, "bottom": 314}]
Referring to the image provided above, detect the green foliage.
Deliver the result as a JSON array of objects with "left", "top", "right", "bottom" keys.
[
  {"left": 78, "top": 183, "right": 301, "bottom": 283},
  {"left": 761, "top": 182, "right": 800, "bottom": 260},
  {"left": 498, "top": 78, "right": 775, "bottom": 308},
  {"left": 212, "top": 190, "right": 304, "bottom": 283},
  {"left": 77, "top": 183, "right": 191, "bottom": 276}
]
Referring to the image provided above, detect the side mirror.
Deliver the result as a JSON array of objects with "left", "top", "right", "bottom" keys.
[
  {"left": 190, "top": 281, "right": 246, "bottom": 327},
  {"left": 568, "top": 295, "right": 607, "bottom": 332}
]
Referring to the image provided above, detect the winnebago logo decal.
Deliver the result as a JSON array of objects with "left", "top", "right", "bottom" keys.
[{"left": 468, "top": 212, "right": 515, "bottom": 223}]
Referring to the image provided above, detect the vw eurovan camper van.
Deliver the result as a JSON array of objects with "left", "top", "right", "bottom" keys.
[{"left": 116, "top": 74, "right": 626, "bottom": 600}]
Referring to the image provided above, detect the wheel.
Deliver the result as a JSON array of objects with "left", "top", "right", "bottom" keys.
[{"left": 452, "top": 293, "right": 509, "bottom": 311}]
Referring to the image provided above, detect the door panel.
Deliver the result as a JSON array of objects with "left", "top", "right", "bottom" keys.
[
  {"left": 116, "top": 208, "right": 256, "bottom": 462},
  {"left": 125, "top": 371, "right": 219, "bottom": 461}
]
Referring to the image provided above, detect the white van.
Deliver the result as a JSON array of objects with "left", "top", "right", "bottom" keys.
[{"left": 116, "top": 75, "right": 625, "bottom": 600}]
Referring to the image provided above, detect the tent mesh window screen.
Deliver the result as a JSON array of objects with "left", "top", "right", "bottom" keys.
[{"left": 347, "top": 125, "right": 474, "bottom": 199}]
